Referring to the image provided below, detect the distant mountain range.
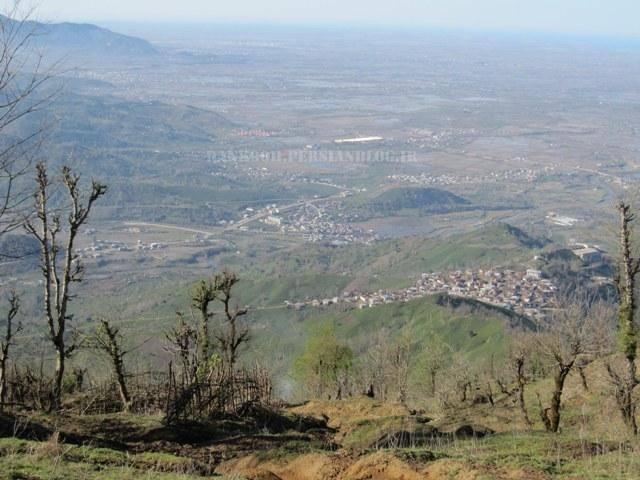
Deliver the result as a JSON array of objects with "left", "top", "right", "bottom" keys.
[{"left": 1, "top": 15, "right": 157, "bottom": 56}]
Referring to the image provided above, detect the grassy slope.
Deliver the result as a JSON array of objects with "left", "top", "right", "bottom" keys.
[
  {"left": 232, "top": 221, "right": 545, "bottom": 292},
  {"left": 279, "top": 358, "right": 640, "bottom": 479},
  {"left": 332, "top": 296, "right": 508, "bottom": 360},
  {"left": 230, "top": 223, "right": 547, "bottom": 395},
  {"left": 0, "top": 438, "right": 220, "bottom": 480},
  {"left": 246, "top": 295, "right": 513, "bottom": 393},
  {"left": 43, "top": 222, "right": 543, "bottom": 389},
  {"left": 353, "top": 186, "right": 471, "bottom": 218}
]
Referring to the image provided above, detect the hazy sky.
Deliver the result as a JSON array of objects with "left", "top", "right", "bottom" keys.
[{"left": 37, "top": 0, "right": 640, "bottom": 37}]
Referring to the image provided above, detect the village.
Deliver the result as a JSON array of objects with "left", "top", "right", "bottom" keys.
[
  {"left": 287, "top": 267, "right": 558, "bottom": 320},
  {"left": 386, "top": 165, "right": 557, "bottom": 187},
  {"left": 251, "top": 200, "right": 378, "bottom": 245}
]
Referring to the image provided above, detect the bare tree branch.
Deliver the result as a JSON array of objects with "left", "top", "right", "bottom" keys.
[{"left": 25, "top": 162, "right": 106, "bottom": 410}]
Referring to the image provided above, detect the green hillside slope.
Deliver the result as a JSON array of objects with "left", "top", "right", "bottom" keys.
[
  {"left": 369, "top": 187, "right": 470, "bottom": 212},
  {"left": 245, "top": 294, "right": 517, "bottom": 395}
]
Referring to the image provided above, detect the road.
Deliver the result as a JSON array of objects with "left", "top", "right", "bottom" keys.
[
  {"left": 124, "top": 186, "right": 349, "bottom": 236},
  {"left": 123, "top": 222, "right": 222, "bottom": 237},
  {"left": 223, "top": 189, "right": 349, "bottom": 232}
]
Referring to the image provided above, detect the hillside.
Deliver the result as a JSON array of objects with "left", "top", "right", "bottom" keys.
[
  {"left": 3, "top": 358, "right": 638, "bottom": 480},
  {"left": 238, "top": 222, "right": 548, "bottom": 293},
  {"left": 42, "top": 93, "right": 235, "bottom": 150},
  {"left": 26, "top": 221, "right": 547, "bottom": 349},
  {"left": 370, "top": 187, "right": 470, "bottom": 213},
  {"left": 354, "top": 187, "right": 471, "bottom": 219},
  {"left": 2, "top": 15, "right": 157, "bottom": 56},
  {"left": 0, "top": 234, "right": 39, "bottom": 260},
  {"left": 376, "top": 222, "right": 546, "bottom": 277},
  {"left": 0, "top": 11, "right": 636, "bottom": 480},
  {"left": 239, "top": 294, "right": 520, "bottom": 395}
]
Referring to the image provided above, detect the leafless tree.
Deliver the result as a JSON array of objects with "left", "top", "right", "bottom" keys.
[
  {"left": 0, "top": 3, "right": 59, "bottom": 239},
  {"left": 212, "top": 271, "right": 249, "bottom": 373},
  {"left": 535, "top": 293, "right": 610, "bottom": 433},
  {"left": 503, "top": 330, "right": 536, "bottom": 429},
  {"left": 0, "top": 290, "right": 19, "bottom": 410},
  {"left": 191, "top": 278, "right": 216, "bottom": 363},
  {"left": 165, "top": 313, "right": 198, "bottom": 386},
  {"left": 24, "top": 163, "right": 106, "bottom": 410},
  {"left": 390, "top": 331, "right": 411, "bottom": 404},
  {"left": 359, "top": 330, "right": 392, "bottom": 400},
  {"left": 0, "top": 5, "right": 58, "bottom": 410},
  {"left": 358, "top": 328, "right": 429, "bottom": 402},
  {"left": 434, "top": 354, "right": 474, "bottom": 410},
  {"left": 451, "top": 354, "right": 474, "bottom": 404},
  {"left": 604, "top": 202, "right": 640, "bottom": 435},
  {"left": 421, "top": 335, "right": 449, "bottom": 396},
  {"left": 89, "top": 319, "right": 131, "bottom": 412}
]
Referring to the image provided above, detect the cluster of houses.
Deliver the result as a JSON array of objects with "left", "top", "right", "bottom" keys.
[
  {"left": 261, "top": 202, "right": 377, "bottom": 245},
  {"left": 79, "top": 239, "right": 166, "bottom": 259},
  {"left": 387, "top": 166, "right": 555, "bottom": 187},
  {"left": 288, "top": 268, "right": 557, "bottom": 320},
  {"left": 79, "top": 239, "right": 132, "bottom": 259},
  {"left": 416, "top": 269, "right": 557, "bottom": 319}
]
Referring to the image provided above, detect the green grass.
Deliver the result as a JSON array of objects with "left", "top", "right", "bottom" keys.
[
  {"left": 238, "top": 273, "right": 353, "bottom": 306},
  {"left": 0, "top": 437, "right": 235, "bottom": 480},
  {"left": 341, "top": 415, "right": 413, "bottom": 449},
  {"left": 254, "top": 439, "right": 333, "bottom": 462},
  {"left": 419, "top": 432, "right": 640, "bottom": 479},
  {"left": 329, "top": 295, "right": 509, "bottom": 361}
]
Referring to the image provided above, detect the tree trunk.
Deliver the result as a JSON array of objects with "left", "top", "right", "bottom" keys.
[
  {"left": 547, "top": 366, "right": 570, "bottom": 433},
  {"left": 578, "top": 366, "right": 588, "bottom": 391},
  {"left": 366, "top": 384, "right": 375, "bottom": 398},
  {"left": 114, "top": 360, "right": 131, "bottom": 412},
  {"left": 116, "top": 377, "right": 131, "bottom": 412},
  {"left": 621, "top": 358, "right": 638, "bottom": 435},
  {"left": 516, "top": 358, "right": 532, "bottom": 428},
  {"left": 614, "top": 203, "right": 639, "bottom": 434},
  {"left": 430, "top": 369, "right": 437, "bottom": 395},
  {"left": 459, "top": 381, "right": 470, "bottom": 403},
  {"left": 0, "top": 352, "right": 7, "bottom": 410},
  {"left": 52, "top": 345, "right": 64, "bottom": 410},
  {"left": 606, "top": 360, "right": 638, "bottom": 435}
]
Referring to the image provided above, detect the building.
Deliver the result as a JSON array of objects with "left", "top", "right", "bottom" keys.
[
  {"left": 526, "top": 269, "right": 542, "bottom": 280},
  {"left": 573, "top": 247, "right": 602, "bottom": 263},
  {"left": 264, "top": 216, "right": 282, "bottom": 226}
]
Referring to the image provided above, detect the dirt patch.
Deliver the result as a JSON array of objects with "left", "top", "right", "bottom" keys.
[
  {"left": 220, "top": 450, "right": 430, "bottom": 480},
  {"left": 220, "top": 450, "right": 489, "bottom": 480},
  {"left": 290, "top": 398, "right": 411, "bottom": 431},
  {"left": 217, "top": 456, "right": 283, "bottom": 479},
  {"left": 339, "top": 451, "right": 426, "bottom": 480},
  {"left": 218, "top": 452, "right": 345, "bottom": 480},
  {"left": 423, "top": 460, "right": 553, "bottom": 480},
  {"left": 275, "top": 452, "right": 346, "bottom": 480},
  {"left": 240, "top": 470, "right": 283, "bottom": 480},
  {"left": 422, "top": 459, "right": 482, "bottom": 480},
  {"left": 502, "top": 467, "right": 552, "bottom": 480},
  {"left": 0, "top": 413, "right": 128, "bottom": 450}
]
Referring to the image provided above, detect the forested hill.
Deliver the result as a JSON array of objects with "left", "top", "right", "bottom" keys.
[{"left": 370, "top": 187, "right": 470, "bottom": 213}]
